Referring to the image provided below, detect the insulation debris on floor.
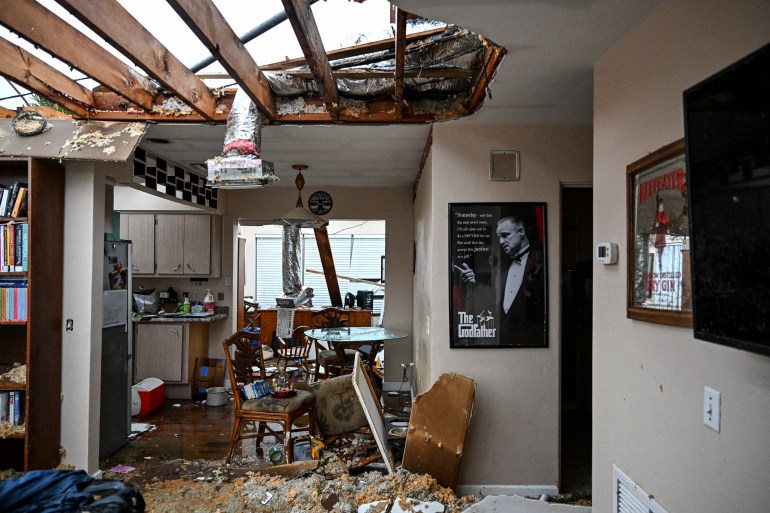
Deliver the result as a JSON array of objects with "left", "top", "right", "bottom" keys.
[{"left": 123, "top": 448, "right": 480, "bottom": 513}]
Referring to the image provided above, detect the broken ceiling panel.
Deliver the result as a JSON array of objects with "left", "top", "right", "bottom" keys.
[{"left": 0, "top": 118, "right": 146, "bottom": 162}]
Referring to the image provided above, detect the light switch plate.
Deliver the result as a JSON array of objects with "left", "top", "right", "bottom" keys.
[{"left": 704, "top": 386, "right": 721, "bottom": 432}]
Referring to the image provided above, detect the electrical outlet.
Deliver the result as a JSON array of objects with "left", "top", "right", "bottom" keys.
[{"left": 704, "top": 386, "right": 721, "bottom": 432}]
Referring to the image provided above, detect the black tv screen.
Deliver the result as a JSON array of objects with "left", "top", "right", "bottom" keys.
[{"left": 684, "top": 42, "right": 770, "bottom": 357}]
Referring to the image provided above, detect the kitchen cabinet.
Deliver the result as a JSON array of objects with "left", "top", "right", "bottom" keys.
[
  {"left": 120, "top": 213, "right": 216, "bottom": 277},
  {"left": 134, "top": 323, "right": 208, "bottom": 385},
  {"left": 155, "top": 214, "right": 210, "bottom": 275},
  {"left": 0, "top": 157, "right": 64, "bottom": 471},
  {"left": 120, "top": 213, "right": 154, "bottom": 274}
]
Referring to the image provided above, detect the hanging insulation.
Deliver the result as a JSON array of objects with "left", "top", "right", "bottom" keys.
[{"left": 282, "top": 224, "right": 302, "bottom": 295}]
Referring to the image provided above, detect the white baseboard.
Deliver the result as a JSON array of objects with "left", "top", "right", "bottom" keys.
[{"left": 455, "top": 484, "right": 559, "bottom": 499}]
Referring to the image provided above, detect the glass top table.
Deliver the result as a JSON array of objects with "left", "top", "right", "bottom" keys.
[{"left": 304, "top": 327, "right": 408, "bottom": 377}]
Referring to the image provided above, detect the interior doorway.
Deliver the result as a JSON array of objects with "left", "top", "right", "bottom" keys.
[{"left": 559, "top": 186, "right": 593, "bottom": 496}]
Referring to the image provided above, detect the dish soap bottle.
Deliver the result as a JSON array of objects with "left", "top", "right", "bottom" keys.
[
  {"left": 180, "top": 292, "right": 191, "bottom": 313},
  {"left": 203, "top": 289, "right": 215, "bottom": 312}
]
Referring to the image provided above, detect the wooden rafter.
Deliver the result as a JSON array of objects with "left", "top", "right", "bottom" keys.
[
  {"left": 167, "top": 0, "right": 276, "bottom": 121},
  {"left": 259, "top": 25, "right": 450, "bottom": 71},
  {"left": 394, "top": 8, "right": 408, "bottom": 120},
  {"left": 54, "top": 0, "right": 217, "bottom": 120},
  {"left": 466, "top": 38, "right": 507, "bottom": 115},
  {"left": 0, "top": 38, "right": 93, "bottom": 118},
  {"left": 281, "top": 0, "right": 340, "bottom": 120},
  {"left": 0, "top": 0, "right": 155, "bottom": 110}
]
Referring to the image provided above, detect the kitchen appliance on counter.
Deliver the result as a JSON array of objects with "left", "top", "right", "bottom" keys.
[{"left": 100, "top": 240, "right": 133, "bottom": 460}]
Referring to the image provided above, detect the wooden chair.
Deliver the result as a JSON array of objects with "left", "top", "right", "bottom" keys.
[
  {"left": 310, "top": 308, "right": 356, "bottom": 381},
  {"left": 275, "top": 325, "right": 313, "bottom": 385},
  {"left": 222, "top": 330, "right": 316, "bottom": 463},
  {"left": 243, "top": 300, "right": 260, "bottom": 332}
]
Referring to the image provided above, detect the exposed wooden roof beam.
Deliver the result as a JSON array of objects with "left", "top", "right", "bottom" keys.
[
  {"left": 167, "top": 0, "right": 276, "bottom": 121},
  {"left": 0, "top": 0, "right": 155, "bottom": 110},
  {"left": 54, "top": 0, "right": 218, "bottom": 120},
  {"left": 0, "top": 38, "right": 93, "bottom": 118},
  {"left": 268, "top": 69, "right": 474, "bottom": 80},
  {"left": 281, "top": 0, "right": 339, "bottom": 120},
  {"left": 394, "top": 8, "right": 408, "bottom": 120},
  {"left": 466, "top": 38, "right": 507, "bottom": 115},
  {"left": 260, "top": 25, "right": 450, "bottom": 71}
]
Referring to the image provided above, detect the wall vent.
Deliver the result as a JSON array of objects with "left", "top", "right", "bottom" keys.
[{"left": 613, "top": 465, "right": 669, "bottom": 513}]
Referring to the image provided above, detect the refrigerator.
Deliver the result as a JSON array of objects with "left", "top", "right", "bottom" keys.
[{"left": 100, "top": 240, "right": 133, "bottom": 460}]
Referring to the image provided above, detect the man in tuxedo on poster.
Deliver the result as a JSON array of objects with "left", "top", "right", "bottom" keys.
[{"left": 458, "top": 215, "right": 546, "bottom": 346}]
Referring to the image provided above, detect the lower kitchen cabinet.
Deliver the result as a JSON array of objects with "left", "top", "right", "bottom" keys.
[{"left": 134, "top": 323, "right": 208, "bottom": 386}]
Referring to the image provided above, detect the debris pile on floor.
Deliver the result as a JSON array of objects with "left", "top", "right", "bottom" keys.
[{"left": 134, "top": 449, "right": 479, "bottom": 513}]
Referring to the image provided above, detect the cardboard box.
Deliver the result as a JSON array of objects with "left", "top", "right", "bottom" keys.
[{"left": 192, "top": 358, "right": 226, "bottom": 400}]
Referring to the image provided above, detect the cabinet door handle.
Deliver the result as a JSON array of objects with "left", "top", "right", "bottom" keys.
[
  {"left": 186, "top": 263, "right": 194, "bottom": 272},
  {"left": 173, "top": 264, "right": 181, "bottom": 272},
  {"left": 170, "top": 328, "right": 179, "bottom": 336},
  {"left": 131, "top": 265, "right": 139, "bottom": 272}
]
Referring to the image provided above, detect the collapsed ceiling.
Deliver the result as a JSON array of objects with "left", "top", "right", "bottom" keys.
[{"left": 0, "top": 0, "right": 505, "bottom": 125}]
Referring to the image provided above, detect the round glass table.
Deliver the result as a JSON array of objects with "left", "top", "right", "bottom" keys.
[{"left": 304, "top": 326, "right": 408, "bottom": 375}]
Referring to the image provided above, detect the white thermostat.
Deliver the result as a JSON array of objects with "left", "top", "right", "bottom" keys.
[{"left": 596, "top": 242, "right": 618, "bottom": 265}]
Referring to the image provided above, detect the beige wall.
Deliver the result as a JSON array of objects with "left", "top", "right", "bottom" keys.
[
  {"left": 414, "top": 122, "right": 592, "bottom": 493},
  {"left": 592, "top": 1, "right": 770, "bottom": 512},
  {"left": 223, "top": 185, "right": 415, "bottom": 380}
]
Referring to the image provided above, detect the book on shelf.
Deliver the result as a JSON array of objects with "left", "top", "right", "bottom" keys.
[
  {"left": 0, "top": 285, "right": 27, "bottom": 322},
  {"left": 0, "top": 189, "right": 8, "bottom": 217},
  {"left": 3, "top": 182, "right": 27, "bottom": 218},
  {"left": 0, "top": 392, "right": 8, "bottom": 424},
  {"left": 6, "top": 390, "right": 23, "bottom": 426},
  {"left": 10, "top": 187, "right": 27, "bottom": 218},
  {"left": 0, "top": 222, "right": 28, "bottom": 272}
]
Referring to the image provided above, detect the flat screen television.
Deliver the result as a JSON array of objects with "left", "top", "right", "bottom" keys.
[{"left": 683, "top": 42, "right": 770, "bottom": 357}]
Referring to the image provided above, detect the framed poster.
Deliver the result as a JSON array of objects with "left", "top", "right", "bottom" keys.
[
  {"left": 626, "top": 139, "right": 692, "bottom": 327},
  {"left": 449, "top": 202, "right": 548, "bottom": 348}
]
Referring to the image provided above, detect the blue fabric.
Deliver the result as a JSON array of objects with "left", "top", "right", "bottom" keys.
[{"left": 0, "top": 470, "right": 93, "bottom": 513}]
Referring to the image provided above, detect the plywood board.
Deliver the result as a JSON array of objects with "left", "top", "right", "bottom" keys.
[
  {"left": 401, "top": 372, "right": 476, "bottom": 490},
  {"left": 0, "top": 119, "right": 145, "bottom": 161},
  {"left": 350, "top": 352, "right": 394, "bottom": 474}
]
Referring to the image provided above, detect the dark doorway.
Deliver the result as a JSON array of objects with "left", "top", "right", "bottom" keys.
[{"left": 560, "top": 186, "right": 593, "bottom": 496}]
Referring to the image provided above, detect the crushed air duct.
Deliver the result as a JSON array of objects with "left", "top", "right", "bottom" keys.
[
  {"left": 206, "top": 89, "right": 277, "bottom": 188},
  {"left": 276, "top": 225, "right": 313, "bottom": 309}
]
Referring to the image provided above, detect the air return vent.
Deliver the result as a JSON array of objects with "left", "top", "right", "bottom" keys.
[{"left": 613, "top": 465, "right": 669, "bottom": 513}]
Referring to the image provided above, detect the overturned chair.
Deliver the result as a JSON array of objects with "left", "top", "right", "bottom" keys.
[{"left": 222, "top": 330, "right": 316, "bottom": 463}]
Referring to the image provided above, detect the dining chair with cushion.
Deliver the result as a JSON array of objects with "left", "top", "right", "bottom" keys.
[
  {"left": 222, "top": 330, "right": 316, "bottom": 463},
  {"left": 310, "top": 308, "right": 356, "bottom": 381},
  {"left": 275, "top": 325, "right": 313, "bottom": 385}
]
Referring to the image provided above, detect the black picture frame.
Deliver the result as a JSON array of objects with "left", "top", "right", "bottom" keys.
[{"left": 449, "top": 202, "right": 548, "bottom": 348}]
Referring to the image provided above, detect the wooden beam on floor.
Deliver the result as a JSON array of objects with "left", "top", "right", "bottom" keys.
[
  {"left": 393, "top": 8, "right": 408, "bottom": 120},
  {"left": 167, "top": 0, "right": 276, "bottom": 121},
  {"left": 281, "top": 0, "right": 339, "bottom": 120},
  {"left": 0, "top": 38, "right": 93, "bottom": 118},
  {"left": 54, "top": 0, "right": 218, "bottom": 120},
  {"left": 0, "top": 0, "right": 155, "bottom": 110}
]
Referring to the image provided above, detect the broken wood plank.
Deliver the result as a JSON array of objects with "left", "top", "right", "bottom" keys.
[
  {"left": 0, "top": 38, "right": 93, "bottom": 118},
  {"left": 55, "top": 0, "right": 218, "bottom": 120},
  {"left": 0, "top": 106, "right": 15, "bottom": 118},
  {"left": 314, "top": 226, "right": 343, "bottom": 307},
  {"left": 281, "top": 0, "right": 340, "bottom": 120},
  {"left": 394, "top": 8, "right": 408, "bottom": 120},
  {"left": 259, "top": 26, "right": 451, "bottom": 71},
  {"left": 466, "top": 38, "right": 507, "bottom": 115},
  {"left": 0, "top": 0, "right": 155, "bottom": 110},
  {"left": 167, "top": 0, "right": 276, "bottom": 121}
]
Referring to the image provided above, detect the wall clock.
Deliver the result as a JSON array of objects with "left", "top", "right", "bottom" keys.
[{"left": 308, "top": 190, "right": 333, "bottom": 215}]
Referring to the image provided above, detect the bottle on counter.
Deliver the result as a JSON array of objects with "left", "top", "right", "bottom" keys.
[
  {"left": 203, "top": 289, "right": 215, "bottom": 312},
  {"left": 180, "top": 292, "right": 191, "bottom": 313}
]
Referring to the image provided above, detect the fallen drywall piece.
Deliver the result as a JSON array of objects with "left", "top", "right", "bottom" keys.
[
  {"left": 0, "top": 119, "right": 145, "bottom": 161},
  {"left": 359, "top": 497, "right": 445, "bottom": 513},
  {"left": 351, "top": 352, "right": 395, "bottom": 474},
  {"left": 460, "top": 495, "right": 591, "bottom": 513},
  {"left": 401, "top": 372, "right": 476, "bottom": 491}
]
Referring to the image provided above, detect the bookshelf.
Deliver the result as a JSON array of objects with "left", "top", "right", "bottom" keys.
[{"left": 0, "top": 157, "right": 64, "bottom": 471}]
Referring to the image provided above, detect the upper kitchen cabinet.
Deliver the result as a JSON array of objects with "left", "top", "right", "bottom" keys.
[
  {"left": 120, "top": 213, "right": 220, "bottom": 277},
  {"left": 120, "top": 213, "right": 154, "bottom": 274},
  {"left": 155, "top": 215, "right": 210, "bottom": 276}
]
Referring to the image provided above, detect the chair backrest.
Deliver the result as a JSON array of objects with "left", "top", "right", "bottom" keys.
[
  {"left": 311, "top": 308, "right": 350, "bottom": 328},
  {"left": 278, "top": 325, "right": 312, "bottom": 358},
  {"left": 222, "top": 330, "right": 268, "bottom": 410},
  {"left": 243, "top": 300, "right": 260, "bottom": 330}
]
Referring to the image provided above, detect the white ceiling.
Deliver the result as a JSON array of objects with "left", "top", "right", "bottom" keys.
[{"left": 145, "top": 0, "right": 661, "bottom": 188}]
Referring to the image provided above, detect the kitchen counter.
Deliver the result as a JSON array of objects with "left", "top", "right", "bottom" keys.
[{"left": 133, "top": 307, "right": 229, "bottom": 324}]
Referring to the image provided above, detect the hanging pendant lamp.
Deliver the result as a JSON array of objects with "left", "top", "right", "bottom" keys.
[{"left": 276, "top": 164, "right": 328, "bottom": 228}]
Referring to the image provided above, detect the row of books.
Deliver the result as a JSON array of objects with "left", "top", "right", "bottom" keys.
[
  {"left": 0, "top": 181, "right": 28, "bottom": 219},
  {"left": 1, "top": 222, "right": 28, "bottom": 272},
  {"left": 0, "top": 285, "right": 27, "bottom": 321},
  {"left": 0, "top": 391, "right": 24, "bottom": 426}
]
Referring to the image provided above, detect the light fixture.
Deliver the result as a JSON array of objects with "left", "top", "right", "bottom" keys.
[{"left": 276, "top": 164, "right": 328, "bottom": 228}]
